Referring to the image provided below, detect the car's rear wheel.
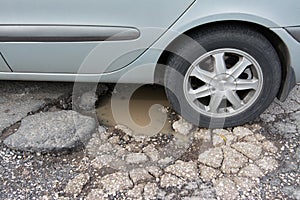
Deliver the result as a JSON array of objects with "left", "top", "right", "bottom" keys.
[{"left": 164, "top": 25, "right": 282, "bottom": 128}]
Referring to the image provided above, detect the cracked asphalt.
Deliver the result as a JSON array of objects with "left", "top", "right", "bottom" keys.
[{"left": 0, "top": 81, "right": 299, "bottom": 200}]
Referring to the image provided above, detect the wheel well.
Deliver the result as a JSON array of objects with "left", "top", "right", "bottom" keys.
[{"left": 155, "top": 21, "right": 290, "bottom": 99}]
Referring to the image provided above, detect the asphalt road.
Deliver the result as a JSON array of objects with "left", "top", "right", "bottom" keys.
[{"left": 0, "top": 81, "right": 299, "bottom": 200}]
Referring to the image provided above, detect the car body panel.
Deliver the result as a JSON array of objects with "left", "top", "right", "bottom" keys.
[
  {"left": 0, "top": 0, "right": 195, "bottom": 73},
  {"left": 0, "top": 0, "right": 299, "bottom": 85},
  {"left": 170, "top": 0, "right": 300, "bottom": 32},
  {"left": 271, "top": 28, "right": 300, "bottom": 82},
  {"left": 0, "top": 53, "right": 11, "bottom": 72}
]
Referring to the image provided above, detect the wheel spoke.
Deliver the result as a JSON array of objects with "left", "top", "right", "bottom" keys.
[
  {"left": 228, "top": 57, "right": 252, "bottom": 78},
  {"left": 225, "top": 91, "right": 244, "bottom": 109},
  {"left": 209, "top": 92, "right": 224, "bottom": 112},
  {"left": 190, "top": 66, "right": 214, "bottom": 83},
  {"left": 235, "top": 78, "right": 259, "bottom": 90},
  {"left": 184, "top": 48, "right": 263, "bottom": 117},
  {"left": 212, "top": 53, "right": 227, "bottom": 74},
  {"left": 189, "top": 85, "right": 211, "bottom": 101}
]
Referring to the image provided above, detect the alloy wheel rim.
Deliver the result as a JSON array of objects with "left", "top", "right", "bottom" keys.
[{"left": 183, "top": 48, "right": 263, "bottom": 118}]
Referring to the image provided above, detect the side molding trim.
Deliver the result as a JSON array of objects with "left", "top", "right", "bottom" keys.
[{"left": 0, "top": 25, "right": 140, "bottom": 42}]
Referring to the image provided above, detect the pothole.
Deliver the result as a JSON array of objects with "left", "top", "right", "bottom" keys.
[
  {"left": 96, "top": 84, "right": 188, "bottom": 140},
  {"left": 85, "top": 84, "right": 197, "bottom": 170}
]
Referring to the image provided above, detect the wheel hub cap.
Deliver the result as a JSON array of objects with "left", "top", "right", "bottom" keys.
[{"left": 210, "top": 74, "right": 235, "bottom": 92}]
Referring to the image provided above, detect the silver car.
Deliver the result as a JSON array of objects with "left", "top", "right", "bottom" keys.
[{"left": 1, "top": 0, "right": 300, "bottom": 128}]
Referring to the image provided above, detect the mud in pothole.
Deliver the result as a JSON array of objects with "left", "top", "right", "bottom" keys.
[{"left": 96, "top": 84, "right": 183, "bottom": 138}]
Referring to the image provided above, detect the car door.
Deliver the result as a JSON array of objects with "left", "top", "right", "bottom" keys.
[{"left": 0, "top": 0, "right": 195, "bottom": 74}]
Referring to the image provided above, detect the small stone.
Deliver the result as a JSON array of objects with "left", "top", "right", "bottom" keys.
[
  {"left": 256, "top": 156, "right": 278, "bottom": 172},
  {"left": 78, "top": 91, "right": 97, "bottom": 111},
  {"left": 64, "top": 173, "right": 90, "bottom": 196},
  {"left": 160, "top": 173, "right": 185, "bottom": 188},
  {"left": 243, "top": 135, "right": 258, "bottom": 143},
  {"left": 98, "top": 126, "right": 106, "bottom": 134},
  {"left": 91, "top": 154, "right": 115, "bottom": 169},
  {"left": 262, "top": 141, "right": 278, "bottom": 154},
  {"left": 255, "top": 134, "right": 266, "bottom": 141},
  {"left": 115, "top": 147, "right": 127, "bottom": 157},
  {"left": 143, "top": 145, "right": 160, "bottom": 161},
  {"left": 221, "top": 146, "right": 248, "bottom": 174},
  {"left": 77, "top": 157, "right": 91, "bottom": 172},
  {"left": 164, "top": 160, "right": 198, "bottom": 180},
  {"left": 232, "top": 142, "right": 262, "bottom": 160},
  {"left": 129, "top": 168, "right": 153, "bottom": 184},
  {"left": 250, "top": 124, "right": 262, "bottom": 132},
  {"left": 125, "top": 143, "right": 142, "bottom": 152},
  {"left": 86, "top": 189, "right": 106, "bottom": 200},
  {"left": 194, "top": 129, "right": 212, "bottom": 142},
  {"left": 143, "top": 183, "right": 158, "bottom": 200},
  {"left": 212, "top": 134, "right": 225, "bottom": 147},
  {"left": 125, "top": 153, "right": 148, "bottom": 164},
  {"left": 100, "top": 172, "right": 133, "bottom": 195},
  {"left": 198, "top": 147, "right": 223, "bottom": 168},
  {"left": 199, "top": 164, "right": 221, "bottom": 181},
  {"left": 158, "top": 157, "right": 174, "bottom": 166},
  {"left": 233, "top": 127, "right": 253, "bottom": 140},
  {"left": 98, "top": 143, "right": 114, "bottom": 154},
  {"left": 172, "top": 117, "right": 193, "bottom": 135},
  {"left": 213, "top": 130, "right": 238, "bottom": 146},
  {"left": 123, "top": 134, "right": 131, "bottom": 142},
  {"left": 260, "top": 113, "right": 276, "bottom": 123},
  {"left": 127, "top": 184, "right": 144, "bottom": 199},
  {"left": 214, "top": 177, "right": 238, "bottom": 200},
  {"left": 85, "top": 135, "right": 103, "bottom": 156},
  {"left": 212, "top": 129, "right": 237, "bottom": 146},
  {"left": 238, "top": 164, "right": 264, "bottom": 178},
  {"left": 108, "top": 136, "right": 120, "bottom": 145}
]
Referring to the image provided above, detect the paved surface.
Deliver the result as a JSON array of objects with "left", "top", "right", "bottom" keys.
[
  {"left": 4, "top": 111, "right": 96, "bottom": 152},
  {"left": 0, "top": 81, "right": 299, "bottom": 200}
]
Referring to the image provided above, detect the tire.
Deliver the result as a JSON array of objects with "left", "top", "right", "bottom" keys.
[{"left": 164, "top": 25, "right": 282, "bottom": 128}]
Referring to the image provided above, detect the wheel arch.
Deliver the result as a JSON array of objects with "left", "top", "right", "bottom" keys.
[{"left": 155, "top": 20, "right": 293, "bottom": 101}]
